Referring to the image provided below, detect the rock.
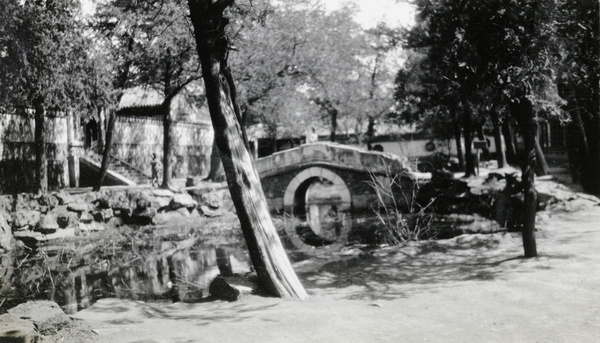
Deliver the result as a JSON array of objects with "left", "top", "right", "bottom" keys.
[
  {"left": 92, "top": 208, "right": 114, "bottom": 222},
  {"left": 35, "top": 215, "right": 60, "bottom": 234},
  {"left": 199, "top": 205, "right": 222, "bottom": 218},
  {"left": 170, "top": 193, "right": 198, "bottom": 210},
  {"left": 185, "top": 176, "right": 200, "bottom": 187},
  {"left": 190, "top": 208, "right": 201, "bottom": 218},
  {"left": 8, "top": 300, "right": 70, "bottom": 335},
  {"left": 79, "top": 211, "right": 93, "bottom": 224},
  {"left": 107, "top": 216, "right": 125, "bottom": 228},
  {"left": 200, "top": 191, "right": 222, "bottom": 209},
  {"left": 0, "top": 313, "right": 39, "bottom": 343},
  {"left": 149, "top": 195, "right": 172, "bottom": 210},
  {"left": 67, "top": 203, "right": 88, "bottom": 213},
  {"left": 151, "top": 209, "right": 190, "bottom": 226},
  {"left": 38, "top": 193, "right": 59, "bottom": 209},
  {"left": 12, "top": 210, "right": 40, "bottom": 230},
  {"left": 209, "top": 276, "right": 241, "bottom": 301},
  {"left": 56, "top": 211, "right": 79, "bottom": 229},
  {"left": 151, "top": 189, "right": 175, "bottom": 197},
  {"left": 0, "top": 212, "right": 13, "bottom": 252},
  {"left": 136, "top": 197, "right": 152, "bottom": 210},
  {"left": 53, "top": 190, "right": 74, "bottom": 205},
  {"left": 78, "top": 222, "right": 105, "bottom": 233},
  {"left": 130, "top": 207, "right": 157, "bottom": 225}
]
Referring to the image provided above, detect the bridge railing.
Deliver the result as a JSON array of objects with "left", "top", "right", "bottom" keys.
[{"left": 255, "top": 142, "right": 413, "bottom": 177}]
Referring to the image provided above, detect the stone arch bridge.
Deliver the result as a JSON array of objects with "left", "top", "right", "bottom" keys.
[{"left": 256, "top": 142, "right": 417, "bottom": 215}]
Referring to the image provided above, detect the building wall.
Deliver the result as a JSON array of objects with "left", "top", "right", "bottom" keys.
[
  {"left": 112, "top": 116, "right": 214, "bottom": 178},
  {"left": 0, "top": 113, "right": 69, "bottom": 193}
]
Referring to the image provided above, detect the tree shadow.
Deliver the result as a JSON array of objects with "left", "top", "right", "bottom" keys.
[
  {"left": 82, "top": 297, "right": 280, "bottom": 327},
  {"left": 297, "top": 237, "right": 552, "bottom": 301}
]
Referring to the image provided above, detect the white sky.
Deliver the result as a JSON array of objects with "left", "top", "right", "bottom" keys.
[
  {"left": 321, "top": 0, "right": 415, "bottom": 29},
  {"left": 82, "top": 0, "right": 416, "bottom": 29}
]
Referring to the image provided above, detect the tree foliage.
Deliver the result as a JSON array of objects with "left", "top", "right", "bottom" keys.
[
  {"left": 397, "top": 0, "right": 578, "bottom": 257},
  {"left": 0, "top": 0, "right": 92, "bottom": 193}
]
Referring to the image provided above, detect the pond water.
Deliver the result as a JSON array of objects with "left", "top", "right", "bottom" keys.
[{"left": 0, "top": 224, "right": 253, "bottom": 314}]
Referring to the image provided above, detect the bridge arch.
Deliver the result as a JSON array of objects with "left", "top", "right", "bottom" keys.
[{"left": 282, "top": 167, "right": 352, "bottom": 214}]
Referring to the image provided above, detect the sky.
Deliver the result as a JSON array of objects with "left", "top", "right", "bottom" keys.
[
  {"left": 82, "top": 0, "right": 416, "bottom": 29},
  {"left": 321, "top": 0, "right": 416, "bottom": 29}
]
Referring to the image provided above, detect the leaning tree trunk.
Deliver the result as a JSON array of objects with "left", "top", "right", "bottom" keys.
[
  {"left": 512, "top": 97, "right": 538, "bottom": 258},
  {"left": 94, "top": 109, "right": 116, "bottom": 192},
  {"left": 206, "top": 135, "right": 225, "bottom": 181},
  {"left": 34, "top": 98, "right": 48, "bottom": 194},
  {"left": 187, "top": 0, "right": 307, "bottom": 299}
]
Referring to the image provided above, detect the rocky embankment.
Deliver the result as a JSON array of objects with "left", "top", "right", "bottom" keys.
[{"left": 0, "top": 185, "right": 235, "bottom": 252}]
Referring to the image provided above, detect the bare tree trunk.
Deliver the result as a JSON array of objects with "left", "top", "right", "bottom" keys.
[
  {"left": 580, "top": 98, "right": 600, "bottom": 194},
  {"left": 94, "top": 109, "right": 116, "bottom": 192},
  {"left": 34, "top": 98, "right": 48, "bottom": 193},
  {"left": 534, "top": 135, "right": 549, "bottom": 176},
  {"left": 97, "top": 106, "right": 105, "bottom": 153},
  {"left": 162, "top": 100, "right": 173, "bottom": 189},
  {"left": 330, "top": 108, "right": 338, "bottom": 142},
  {"left": 512, "top": 98, "right": 538, "bottom": 258},
  {"left": 567, "top": 108, "right": 590, "bottom": 183},
  {"left": 463, "top": 107, "right": 476, "bottom": 176},
  {"left": 491, "top": 114, "right": 506, "bottom": 169},
  {"left": 188, "top": 0, "right": 307, "bottom": 299},
  {"left": 502, "top": 119, "right": 518, "bottom": 164}
]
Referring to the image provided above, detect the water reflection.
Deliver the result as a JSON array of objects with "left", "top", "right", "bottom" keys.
[
  {"left": 1, "top": 230, "right": 251, "bottom": 314},
  {"left": 283, "top": 180, "right": 352, "bottom": 251}
]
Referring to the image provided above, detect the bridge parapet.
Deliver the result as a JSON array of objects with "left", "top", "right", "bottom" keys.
[{"left": 256, "top": 142, "right": 412, "bottom": 177}]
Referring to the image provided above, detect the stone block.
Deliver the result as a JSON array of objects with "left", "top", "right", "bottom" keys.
[
  {"left": 79, "top": 211, "right": 93, "bottom": 224},
  {"left": 35, "top": 215, "right": 59, "bottom": 234},
  {"left": 209, "top": 276, "right": 241, "bottom": 301},
  {"left": 92, "top": 208, "right": 114, "bottom": 222},
  {"left": 66, "top": 203, "right": 88, "bottom": 213},
  {"left": 7, "top": 300, "right": 69, "bottom": 335},
  {"left": 12, "top": 211, "right": 40, "bottom": 230},
  {"left": 53, "top": 191, "right": 74, "bottom": 205},
  {"left": 199, "top": 205, "right": 222, "bottom": 218},
  {"left": 0, "top": 314, "right": 39, "bottom": 343},
  {"left": 170, "top": 193, "right": 198, "bottom": 210},
  {"left": 200, "top": 191, "right": 222, "bottom": 209}
]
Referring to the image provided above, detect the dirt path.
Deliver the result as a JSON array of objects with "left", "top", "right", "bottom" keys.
[{"left": 73, "top": 196, "right": 600, "bottom": 343}]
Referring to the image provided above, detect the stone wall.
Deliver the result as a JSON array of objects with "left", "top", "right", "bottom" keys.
[
  {"left": 0, "top": 113, "right": 69, "bottom": 193},
  {"left": 112, "top": 116, "right": 213, "bottom": 178}
]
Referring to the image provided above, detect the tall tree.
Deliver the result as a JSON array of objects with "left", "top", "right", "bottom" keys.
[
  {"left": 187, "top": 0, "right": 307, "bottom": 299},
  {"left": 0, "top": 0, "right": 90, "bottom": 193},
  {"left": 558, "top": 0, "right": 600, "bottom": 194},
  {"left": 403, "top": 0, "right": 567, "bottom": 257},
  {"left": 93, "top": 0, "right": 202, "bottom": 189}
]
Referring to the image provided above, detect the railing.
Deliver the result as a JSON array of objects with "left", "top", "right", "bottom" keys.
[
  {"left": 255, "top": 142, "right": 413, "bottom": 178},
  {"left": 85, "top": 141, "right": 151, "bottom": 179}
]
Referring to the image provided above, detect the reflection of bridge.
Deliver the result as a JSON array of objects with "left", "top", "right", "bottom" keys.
[{"left": 256, "top": 142, "right": 416, "bottom": 214}]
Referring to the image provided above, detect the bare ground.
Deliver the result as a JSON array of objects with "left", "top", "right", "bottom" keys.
[{"left": 70, "top": 175, "right": 600, "bottom": 343}]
